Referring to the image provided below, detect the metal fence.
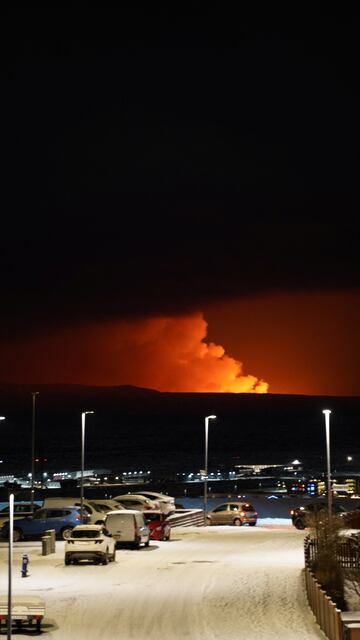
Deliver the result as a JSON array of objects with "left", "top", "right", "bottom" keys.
[{"left": 167, "top": 509, "right": 205, "bottom": 527}]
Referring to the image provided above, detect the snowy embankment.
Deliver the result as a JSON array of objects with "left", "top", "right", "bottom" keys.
[{"left": 0, "top": 524, "right": 326, "bottom": 640}]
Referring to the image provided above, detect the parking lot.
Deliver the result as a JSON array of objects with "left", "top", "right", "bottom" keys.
[{"left": 0, "top": 524, "right": 326, "bottom": 640}]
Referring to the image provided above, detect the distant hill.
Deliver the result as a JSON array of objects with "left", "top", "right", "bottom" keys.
[{"left": 1, "top": 384, "right": 359, "bottom": 475}]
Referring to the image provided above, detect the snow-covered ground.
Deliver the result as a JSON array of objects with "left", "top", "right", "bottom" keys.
[{"left": 0, "top": 523, "right": 326, "bottom": 639}]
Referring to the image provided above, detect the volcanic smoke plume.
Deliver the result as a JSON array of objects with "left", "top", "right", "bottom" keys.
[{"left": 1, "top": 313, "right": 268, "bottom": 393}]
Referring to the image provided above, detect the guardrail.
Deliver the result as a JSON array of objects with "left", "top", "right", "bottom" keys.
[{"left": 167, "top": 509, "right": 205, "bottom": 527}]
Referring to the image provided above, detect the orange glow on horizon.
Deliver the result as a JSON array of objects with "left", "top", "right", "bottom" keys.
[{"left": 0, "top": 313, "right": 269, "bottom": 393}]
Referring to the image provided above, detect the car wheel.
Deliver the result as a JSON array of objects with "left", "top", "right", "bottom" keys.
[
  {"left": 102, "top": 550, "right": 109, "bottom": 565},
  {"left": 249, "top": 522, "right": 256, "bottom": 526},
  {"left": 294, "top": 518, "right": 306, "bottom": 530},
  {"left": 13, "top": 528, "right": 23, "bottom": 542},
  {"left": 133, "top": 540, "right": 140, "bottom": 550},
  {"left": 233, "top": 518, "right": 242, "bottom": 526},
  {"left": 144, "top": 539, "right": 150, "bottom": 547},
  {"left": 61, "top": 526, "right": 73, "bottom": 540},
  {"left": 65, "top": 555, "right": 71, "bottom": 565}
]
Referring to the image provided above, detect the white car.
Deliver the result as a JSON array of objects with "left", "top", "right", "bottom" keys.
[
  {"left": 112, "top": 494, "right": 159, "bottom": 511},
  {"left": 64, "top": 524, "right": 116, "bottom": 565},
  {"left": 87, "top": 499, "right": 126, "bottom": 513},
  {"left": 137, "top": 492, "right": 175, "bottom": 515}
]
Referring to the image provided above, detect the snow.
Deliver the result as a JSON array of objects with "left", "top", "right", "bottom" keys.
[{"left": 0, "top": 523, "right": 326, "bottom": 639}]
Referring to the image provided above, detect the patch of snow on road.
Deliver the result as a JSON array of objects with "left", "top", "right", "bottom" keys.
[{"left": 0, "top": 524, "right": 326, "bottom": 639}]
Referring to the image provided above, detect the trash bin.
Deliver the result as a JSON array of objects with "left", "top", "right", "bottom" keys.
[
  {"left": 45, "top": 529, "right": 56, "bottom": 553},
  {"left": 41, "top": 535, "right": 51, "bottom": 556}
]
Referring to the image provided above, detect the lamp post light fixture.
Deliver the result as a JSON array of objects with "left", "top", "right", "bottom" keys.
[
  {"left": 204, "top": 415, "right": 217, "bottom": 519},
  {"left": 322, "top": 409, "right": 332, "bottom": 517},
  {"left": 81, "top": 411, "right": 94, "bottom": 523},
  {"left": 31, "top": 392, "right": 39, "bottom": 515}
]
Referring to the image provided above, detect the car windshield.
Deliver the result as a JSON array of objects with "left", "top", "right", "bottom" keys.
[
  {"left": 71, "top": 530, "right": 101, "bottom": 539},
  {"left": 145, "top": 513, "right": 162, "bottom": 522},
  {"left": 88, "top": 501, "right": 109, "bottom": 512}
]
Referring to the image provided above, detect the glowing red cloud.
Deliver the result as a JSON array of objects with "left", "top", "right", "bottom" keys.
[{"left": 1, "top": 313, "right": 269, "bottom": 393}]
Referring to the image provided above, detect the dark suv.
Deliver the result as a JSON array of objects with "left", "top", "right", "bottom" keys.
[{"left": 290, "top": 501, "right": 348, "bottom": 529}]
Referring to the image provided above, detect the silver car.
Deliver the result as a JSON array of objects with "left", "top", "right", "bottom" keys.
[{"left": 206, "top": 502, "right": 258, "bottom": 526}]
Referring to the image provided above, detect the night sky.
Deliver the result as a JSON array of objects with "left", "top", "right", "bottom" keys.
[{"left": 2, "top": 10, "right": 360, "bottom": 395}]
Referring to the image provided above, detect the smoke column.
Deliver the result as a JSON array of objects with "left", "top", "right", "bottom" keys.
[{"left": 1, "top": 313, "right": 269, "bottom": 393}]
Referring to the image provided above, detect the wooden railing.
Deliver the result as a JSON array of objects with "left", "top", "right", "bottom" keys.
[
  {"left": 304, "top": 564, "right": 343, "bottom": 640},
  {"left": 304, "top": 534, "right": 360, "bottom": 640},
  {"left": 305, "top": 536, "right": 360, "bottom": 570}
]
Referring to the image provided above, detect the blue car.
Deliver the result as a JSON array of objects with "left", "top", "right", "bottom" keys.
[{"left": 1, "top": 506, "right": 90, "bottom": 541}]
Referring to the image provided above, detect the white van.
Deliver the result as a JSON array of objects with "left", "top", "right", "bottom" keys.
[
  {"left": 105, "top": 510, "right": 150, "bottom": 549},
  {"left": 42, "top": 497, "right": 106, "bottom": 525}
]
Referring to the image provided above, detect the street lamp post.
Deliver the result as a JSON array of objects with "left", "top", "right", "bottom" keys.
[
  {"left": 7, "top": 492, "right": 14, "bottom": 640},
  {"left": 81, "top": 411, "right": 94, "bottom": 523},
  {"left": 322, "top": 409, "right": 332, "bottom": 516},
  {"left": 204, "top": 415, "right": 217, "bottom": 519},
  {"left": 31, "top": 393, "right": 39, "bottom": 514}
]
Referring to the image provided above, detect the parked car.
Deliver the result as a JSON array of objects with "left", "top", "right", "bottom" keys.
[
  {"left": 1, "top": 506, "right": 90, "bottom": 541},
  {"left": 0, "top": 503, "right": 41, "bottom": 530},
  {"left": 112, "top": 494, "right": 159, "bottom": 512},
  {"left": 64, "top": 524, "right": 116, "bottom": 565},
  {"left": 105, "top": 509, "right": 150, "bottom": 549},
  {"left": 138, "top": 492, "right": 175, "bottom": 515},
  {"left": 143, "top": 510, "right": 171, "bottom": 541},
  {"left": 42, "top": 497, "right": 107, "bottom": 524},
  {"left": 290, "top": 501, "right": 348, "bottom": 530},
  {"left": 206, "top": 502, "right": 258, "bottom": 526},
  {"left": 86, "top": 499, "right": 126, "bottom": 513}
]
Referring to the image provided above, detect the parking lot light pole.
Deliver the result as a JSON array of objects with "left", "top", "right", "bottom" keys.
[
  {"left": 81, "top": 411, "right": 94, "bottom": 523},
  {"left": 7, "top": 492, "right": 14, "bottom": 640},
  {"left": 322, "top": 409, "right": 332, "bottom": 517},
  {"left": 204, "top": 415, "right": 217, "bottom": 519},
  {"left": 31, "top": 393, "right": 39, "bottom": 515}
]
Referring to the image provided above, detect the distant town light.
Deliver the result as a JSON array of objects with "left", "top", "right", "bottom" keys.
[{"left": 347, "top": 456, "right": 353, "bottom": 461}]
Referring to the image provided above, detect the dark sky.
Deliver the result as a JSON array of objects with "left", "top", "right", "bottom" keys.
[{"left": 2, "top": 10, "right": 360, "bottom": 394}]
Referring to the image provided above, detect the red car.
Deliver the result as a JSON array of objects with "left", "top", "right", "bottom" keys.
[{"left": 144, "top": 511, "right": 171, "bottom": 541}]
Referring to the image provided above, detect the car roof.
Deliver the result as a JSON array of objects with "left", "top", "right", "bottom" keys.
[
  {"left": 71, "top": 524, "right": 104, "bottom": 531},
  {"left": 106, "top": 509, "right": 143, "bottom": 515},
  {"left": 141, "top": 492, "right": 170, "bottom": 498},
  {"left": 114, "top": 494, "right": 153, "bottom": 500},
  {"left": 216, "top": 501, "right": 254, "bottom": 507}
]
